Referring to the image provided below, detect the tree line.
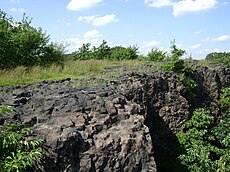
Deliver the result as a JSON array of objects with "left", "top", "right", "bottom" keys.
[{"left": 1, "top": 9, "right": 229, "bottom": 70}]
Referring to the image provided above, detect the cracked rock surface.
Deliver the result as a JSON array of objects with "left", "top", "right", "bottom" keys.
[{"left": 0, "top": 63, "right": 229, "bottom": 172}]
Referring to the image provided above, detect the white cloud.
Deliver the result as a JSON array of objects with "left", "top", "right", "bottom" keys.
[
  {"left": 142, "top": 40, "right": 159, "bottom": 48},
  {"left": 145, "top": 0, "right": 173, "bottom": 7},
  {"left": 78, "top": 15, "right": 98, "bottom": 23},
  {"left": 145, "top": 0, "right": 219, "bottom": 17},
  {"left": 84, "top": 30, "right": 103, "bottom": 38},
  {"left": 10, "top": 8, "right": 25, "bottom": 13},
  {"left": 67, "top": 0, "right": 103, "bottom": 11},
  {"left": 190, "top": 43, "right": 201, "bottom": 49},
  {"left": 78, "top": 14, "right": 118, "bottom": 26},
  {"left": 194, "top": 30, "right": 202, "bottom": 34},
  {"left": 173, "top": 0, "right": 218, "bottom": 17},
  {"left": 211, "top": 35, "right": 230, "bottom": 42},
  {"left": 202, "top": 35, "right": 230, "bottom": 43}
]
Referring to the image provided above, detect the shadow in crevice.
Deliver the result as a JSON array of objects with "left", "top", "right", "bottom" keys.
[{"left": 144, "top": 106, "right": 187, "bottom": 172}]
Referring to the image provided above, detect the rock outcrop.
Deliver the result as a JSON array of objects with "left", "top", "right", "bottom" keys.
[{"left": 0, "top": 63, "right": 229, "bottom": 172}]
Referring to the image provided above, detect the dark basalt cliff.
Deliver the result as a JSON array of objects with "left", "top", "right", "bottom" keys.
[{"left": 0, "top": 63, "right": 229, "bottom": 172}]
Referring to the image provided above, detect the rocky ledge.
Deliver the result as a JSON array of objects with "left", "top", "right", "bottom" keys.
[{"left": 0, "top": 63, "right": 229, "bottom": 172}]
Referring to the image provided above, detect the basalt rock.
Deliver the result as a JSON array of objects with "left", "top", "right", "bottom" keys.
[{"left": 0, "top": 64, "right": 229, "bottom": 172}]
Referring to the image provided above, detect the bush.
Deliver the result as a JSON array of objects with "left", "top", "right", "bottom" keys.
[
  {"left": 206, "top": 52, "right": 230, "bottom": 68},
  {"left": 177, "top": 86, "right": 230, "bottom": 172},
  {"left": 68, "top": 40, "right": 139, "bottom": 61},
  {"left": 0, "top": 105, "right": 43, "bottom": 171},
  {"left": 92, "top": 40, "right": 111, "bottom": 60},
  {"left": 218, "top": 87, "right": 230, "bottom": 113},
  {"left": 147, "top": 48, "right": 167, "bottom": 62},
  {"left": 110, "top": 45, "right": 138, "bottom": 60},
  {"left": 0, "top": 124, "right": 43, "bottom": 172},
  {"left": 179, "top": 74, "right": 197, "bottom": 103},
  {"left": 0, "top": 10, "right": 64, "bottom": 69},
  {"left": 176, "top": 108, "right": 220, "bottom": 171},
  {"left": 160, "top": 40, "right": 186, "bottom": 73},
  {"left": 69, "top": 43, "right": 92, "bottom": 60}
]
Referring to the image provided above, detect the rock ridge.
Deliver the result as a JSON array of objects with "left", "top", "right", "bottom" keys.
[{"left": 0, "top": 64, "right": 229, "bottom": 172}]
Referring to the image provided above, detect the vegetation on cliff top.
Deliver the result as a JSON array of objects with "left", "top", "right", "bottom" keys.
[{"left": 1, "top": 10, "right": 229, "bottom": 87}]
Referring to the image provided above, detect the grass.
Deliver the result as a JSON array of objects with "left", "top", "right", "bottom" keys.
[{"left": 0, "top": 60, "right": 148, "bottom": 87}]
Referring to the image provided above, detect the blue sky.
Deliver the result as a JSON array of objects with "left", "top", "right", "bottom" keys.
[{"left": 1, "top": 0, "right": 230, "bottom": 59}]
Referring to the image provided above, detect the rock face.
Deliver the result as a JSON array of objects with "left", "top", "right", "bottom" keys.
[
  {"left": 1, "top": 80, "right": 156, "bottom": 172},
  {"left": 0, "top": 64, "right": 229, "bottom": 172}
]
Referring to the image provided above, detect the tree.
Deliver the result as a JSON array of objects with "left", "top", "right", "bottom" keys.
[
  {"left": 147, "top": 48, "right": 167, "bottom": 62},
  {"left": 0, "top": 10, "right": 64, "bottom": 69},
  {"left": 206, "top": 52, "right": 230, "bottom": 68},
  {"left": 92, "top": 40, "right": 111, "bottom": 60},
  {"left": 160, "top": 40, "right": 186, "bottom": 73},
  {"left": 110, "top": 45, "right": 139, "bottom": 60}
]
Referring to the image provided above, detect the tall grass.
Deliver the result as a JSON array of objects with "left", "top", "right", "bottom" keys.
[
  {"left": 0, "top": 60, "right": 101, "bottom": 86},
  {"left": 0, "top": 60, "right": 146, "bottom": 86}
]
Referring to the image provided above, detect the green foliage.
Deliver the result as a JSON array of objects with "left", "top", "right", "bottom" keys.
[
  {"left": 0, "top": 105, "right": 13, "bottom": 117},
  {"left": 170, "top": 40, "right": 186, "bottom": 60},
  {"left": 68, "top": 40, "right": 138, "bottom": 61},
  {"left": 215, "top": 87, "right": 230, "bottom": 171},
  {"left": 177, "top": 108, "right": 221, "bottom": 171},
  {"left": 161, "top": 58, "right": 185, "bottom": 73},
  {"left": 212, "top": 112, "right": 230, "bottom": 171},
  {"left": 206, "top": 52, "right": 230, "bottom": 68},
  {"left": 110, "top": 45, "right": 138, "bottom": 60},
  {"left": 160, "top": 40, "right": 186, "bottom": 73},
  {"left": 0, "top": 124, "right": 43, "bottom": 172},
  {"left": 218, "top": 87, "right": 230, "bottom": 113},
  {"left": 92, "top": 40, "right": 111, "bottom": 60},
  {"left": 177, "top": 87, "right": 230, "bottom": 172},
  {"left": 147, "top": 48, "right": 167, "bottom": 62},
  {"left": 179, "top": 74, "right": 197, "bottom": 103},
  {"left": 0, "top": 10, "right": 64, "bottom": 69},
  {"left": 71, "top": 43, "right": 92, "bottom": 60}
]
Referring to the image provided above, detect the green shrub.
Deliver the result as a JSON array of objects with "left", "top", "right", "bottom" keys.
[
  {"left": 179, "top": 74, "right": 197, "bottom": 103},
  {"left": 176, "top": 108, "right": 221, "bottom": 172},
  {"left": 0, "top": 105, "right": 43, "bottom": 171},
  {"left": 161, "top": 58, "right": 185, "bottom": 73},
  {"left": 0, "top": 124, "right": 43, "bottom": 172},
  {"left": 170, "top": 40, "right": 186, "bottom": 60},
  {"left": 177, "top": 86, "right": 230, "bottom": 172},
  {"left": 160, "top": 40, "right": 186, "bottom": 73},
  {"left": 69, "top": 43, "right": 92, "bottom": 60},
  {"left": 206, "top": 52, "right": 230, "bottom": 68},
  {"left": 147, "top": 48, "right": 167, "bottom": 62},
  {"left": 218, "top": 87, "right": 230, "bottom": 113},
  {"left": 68, "top": 41, "right": 139, "bottom": 61},
  {"left": 92, "top": 40, "right": 111, "bottom": 60},
  {"left": 110, "top": 45, "right": 138, "bottom": 60}
]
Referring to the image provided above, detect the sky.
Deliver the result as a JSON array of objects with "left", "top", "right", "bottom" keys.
[{"left": 0, "top": 0, "right": 230, "bottom": 59}]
